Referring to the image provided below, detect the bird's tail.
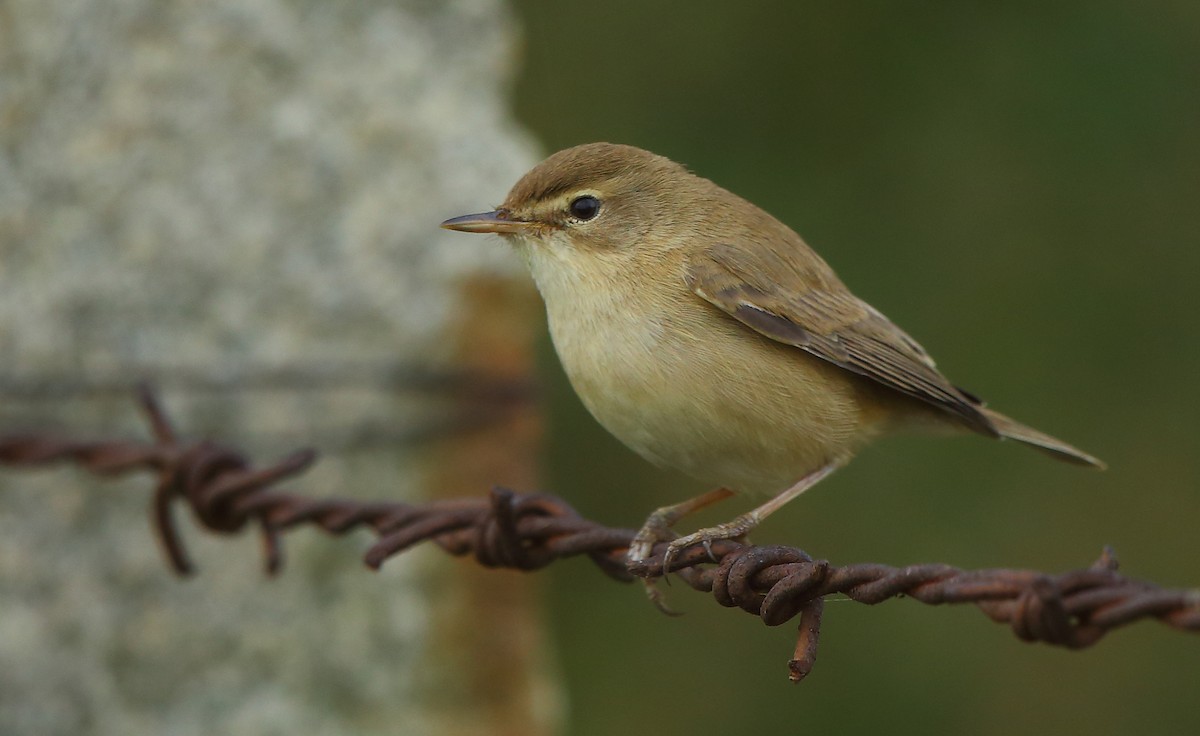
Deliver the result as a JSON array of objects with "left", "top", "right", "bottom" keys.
[{"left": 980, "top": 407, "right": 1105, "bottom": 469}]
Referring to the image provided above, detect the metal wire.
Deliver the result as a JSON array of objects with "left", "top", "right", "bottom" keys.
[{"left": 1, "top": 386, "right": 1196, "bottom": 681}]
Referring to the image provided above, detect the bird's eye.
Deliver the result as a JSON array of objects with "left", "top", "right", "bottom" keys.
[{"left": 568, "top": 195, "right": 601, "bottom": 221}]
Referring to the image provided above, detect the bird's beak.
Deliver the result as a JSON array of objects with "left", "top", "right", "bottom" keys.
[{"left": 440, "top": 210, "right": 537, "bottom": 235}]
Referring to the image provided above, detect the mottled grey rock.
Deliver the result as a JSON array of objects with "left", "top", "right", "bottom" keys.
[{"left": 0, "top": 1, "right": 554, "bottom": 734}]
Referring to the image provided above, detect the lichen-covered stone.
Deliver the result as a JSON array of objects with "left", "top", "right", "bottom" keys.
[{"left": 0, "top": 2, "right": 552, "bottom": 734}]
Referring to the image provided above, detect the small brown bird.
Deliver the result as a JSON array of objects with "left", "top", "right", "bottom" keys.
[{"left": 442, "top": 142, "right": 1103, "bottom": 573}]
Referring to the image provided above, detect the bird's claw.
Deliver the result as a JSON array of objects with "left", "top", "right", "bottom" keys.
[
  {"left": 626, "top": 490, "right": 746, "bottom": 614},
  {"left": 627, "top": 517, "right": 685, "bottom": 614},
  {"left": 660, "top": 513, "right": 757, "bottom": 573},
  {"left": 642, "top": 579, "right": 683, "bottom": 617},
  {"left": 627, "top": 517, "right": 678, "bottom": 567}
]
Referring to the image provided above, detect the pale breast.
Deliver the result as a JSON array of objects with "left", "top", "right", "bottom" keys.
[{"left": 538, "top": 261, "right": 880, "bottom": 494}]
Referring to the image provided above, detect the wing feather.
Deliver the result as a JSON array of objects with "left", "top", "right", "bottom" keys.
[{"left": 687, "top": 243, "right": 997, "bottom": 436}]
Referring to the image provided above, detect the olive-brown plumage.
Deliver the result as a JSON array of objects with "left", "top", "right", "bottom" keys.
[{"left": 442, "top": 142, "right": 1102, "bottom": 571}]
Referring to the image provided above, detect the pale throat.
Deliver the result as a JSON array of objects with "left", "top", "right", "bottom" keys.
[{"left": 514, "top": 233, "right": 674, "bottom": 369}]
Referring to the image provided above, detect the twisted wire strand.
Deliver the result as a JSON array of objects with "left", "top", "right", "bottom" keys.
[{"left": 1, "top": 387, "right": 1196, "bottom": 681}]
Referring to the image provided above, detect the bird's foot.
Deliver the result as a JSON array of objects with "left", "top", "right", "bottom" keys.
[
  {"left": 627, "top": 513, "right": 678, "bottom": 566},
  {"left": 626, "top": 486, "right": 735, "bottom": 566},
  {"left": 661, "top": 512, "right": 758, "bottom": 575},
  {"left": 624, "top": 523, "right": 681, "bottom": 614},
  {"left": 627, "top": 514, "right": 688, "bottom": 615},
  {"left": 641, "top": 578, "right": 683, "bottom": 617},
  {"left": 625, "top": 487, "right": 736, "bottom": 615}
]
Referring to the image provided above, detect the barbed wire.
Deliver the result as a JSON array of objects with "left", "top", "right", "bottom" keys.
[{"left": 1, "top": 386, "right": 1196, "bottom": 681}]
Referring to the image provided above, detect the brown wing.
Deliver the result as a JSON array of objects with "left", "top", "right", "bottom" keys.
[{"left": 686, "top": 242, "right": 998, "bottom": 436}]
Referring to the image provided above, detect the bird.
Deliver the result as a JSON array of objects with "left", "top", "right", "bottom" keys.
[{"left": 441, "top": 142, "right": 1103, "bottom": 580}]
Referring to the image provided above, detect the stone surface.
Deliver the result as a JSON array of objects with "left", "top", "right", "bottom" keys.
[{"left": 0, "top": 1, "right": 553, "bottom": 734}]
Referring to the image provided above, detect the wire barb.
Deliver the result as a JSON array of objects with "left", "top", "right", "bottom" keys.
[{"left": 1, "top": 389, "right": 1197, "bottom": 681}]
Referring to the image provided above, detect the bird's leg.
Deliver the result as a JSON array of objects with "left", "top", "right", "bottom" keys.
[
  {"left": 661, "top": 462, "right": 840, "bottom": 573},
  {"left": 627, "top": 486, "right": 736, "bottom": 564},
  {"left": 627, "top": 486, "right": 736, "bottom": 615}
]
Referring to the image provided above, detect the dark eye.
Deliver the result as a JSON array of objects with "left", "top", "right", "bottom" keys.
[{"left": 568, "top": 195, "right": 601, "bottom": 221}]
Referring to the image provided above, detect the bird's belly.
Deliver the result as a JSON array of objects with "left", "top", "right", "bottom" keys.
[{"left": 548, "top": 302, "right": 878, "bottom": 494}]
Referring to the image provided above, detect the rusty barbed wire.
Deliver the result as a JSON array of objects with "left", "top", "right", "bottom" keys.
[{"left": 0, "top": 387, "right": 1197, "bottom": 681}]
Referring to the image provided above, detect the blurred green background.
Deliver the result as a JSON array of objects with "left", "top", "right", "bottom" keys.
[{"left": 507, "top": 2, "right": 1199, "bottom": 734}]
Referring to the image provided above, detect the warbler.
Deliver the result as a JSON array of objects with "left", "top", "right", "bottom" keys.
[{"left": 442, "top": 142, "right": 1103, "bottom": 572}]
